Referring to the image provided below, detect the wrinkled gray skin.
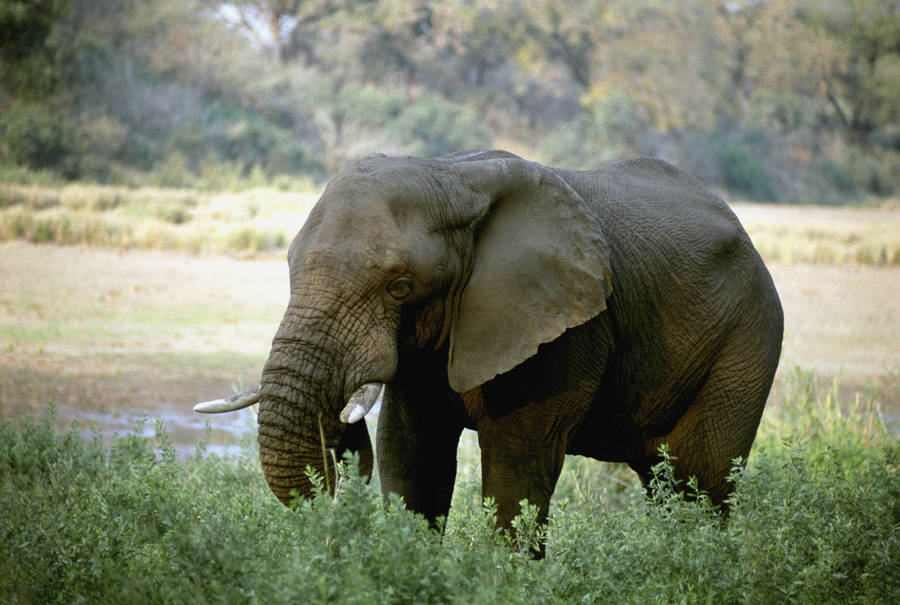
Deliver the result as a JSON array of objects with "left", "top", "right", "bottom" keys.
[{"left": 235, "top": 150, "right": 782, "bottom": 550}]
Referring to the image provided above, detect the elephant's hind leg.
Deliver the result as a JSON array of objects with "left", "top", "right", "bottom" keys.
[{"left": 640, "top": 326, "right": 781, "bottom": 509}]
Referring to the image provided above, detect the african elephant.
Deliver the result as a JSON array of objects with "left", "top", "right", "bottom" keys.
[{"left": 196, "top": 150, "right": 783, "bottom": 545}]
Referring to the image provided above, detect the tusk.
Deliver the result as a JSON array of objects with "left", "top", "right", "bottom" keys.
[
  {"left": 194, "top": 382, "right": 261, "bottom": 414},
  {"left": 339, "top": 382, "right": 384, "bottom": 424}
]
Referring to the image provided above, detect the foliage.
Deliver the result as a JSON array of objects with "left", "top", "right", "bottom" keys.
[
  {"left": 0, "top": 0, "right": 898, "bottom": 202},
  {"left": 1, "top": 370, "right": 897, "bottom": 603},
  {"left": 0, "top": 0, "right": 71, "bottom": 97},
  {"left": 538, "top": 93, "right": 644, "bottom": 170},
  {"left": 716, "top": 138, "right": 778, "bottom": 202},
  {"left": 390, "top": 97, "right": 492, "bottom": 157},
  {"left": 0, "top": 102, "right": 81, "bottom": 178}
]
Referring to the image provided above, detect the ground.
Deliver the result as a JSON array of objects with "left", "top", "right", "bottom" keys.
[{"left": 1, "top": 239, "right": 898, "bottom": 454}]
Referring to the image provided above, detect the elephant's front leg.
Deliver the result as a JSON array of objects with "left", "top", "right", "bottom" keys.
[
  {"left": 376, "top": 386, "right": 463, "bottom": 529},
  {"left": 479, "top": 430, "right": 567, "bottom": 555}
]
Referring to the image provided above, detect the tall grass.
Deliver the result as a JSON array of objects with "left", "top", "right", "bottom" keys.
[
  {"left": 1, "top": 370, "right": 897, "bottom": 603},
  {"left": 732, "top": 201, "right": 900, "bottom": 267},
  {"left": 3, "top": 182, "right": 900, "bottom": 265},
  {"left": 0, "top": 183, "right": 318, "bottom": 254}
]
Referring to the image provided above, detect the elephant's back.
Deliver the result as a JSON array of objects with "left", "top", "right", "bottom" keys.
[
  {"left": 565, "top": 158, "right": 742, "bottom": 232},
  {"left": 562, "top": 158, "right": 757, "bottom": 280}
]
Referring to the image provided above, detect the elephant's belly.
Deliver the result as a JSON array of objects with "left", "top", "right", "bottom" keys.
[{"left": 566, "top": 407, "right": 646, "bottom": 462}]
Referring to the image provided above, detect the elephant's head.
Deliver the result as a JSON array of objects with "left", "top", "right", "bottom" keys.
[{"left": 197, "top": 151, "right": 613, "bottom": 505}]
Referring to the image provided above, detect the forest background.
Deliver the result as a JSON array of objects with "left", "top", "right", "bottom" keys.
[{"left": 2, "top": 0, "right": 898, "bottom": 204}]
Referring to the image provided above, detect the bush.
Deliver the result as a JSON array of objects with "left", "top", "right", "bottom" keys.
[
  {"left": 391, "top": 97, "right": 492, "bottom": 157},
  {"left": 0, "top": 162, "right": 66, "bottom": 186},
  {"left": 716, "top": 138, "right": 778, "bottom": 202},
  {"left": 539, "top": 93, "right": 643, "bottom": 170},
  {"left": 842, "top": 147, "right": 899, "bottom": 196},
  {"left": 0, "top": 102, "right": 81, "bottom": 178},
  {"left": 164, "top": 103, "right": 323, "bottom": 186},
  {"left": 747, "top": 90, "right": 826, "bottom": 134},
  {"left": 815, "top": 157, "right": 858, "bottom": 194},
  {"left": 333, "top": 82, "right": 408, "bottom": 131},
  {"left": 1, "top": 368, "right": 897, "bottom": 603}
]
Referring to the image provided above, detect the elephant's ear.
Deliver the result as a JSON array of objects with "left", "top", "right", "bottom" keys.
[{"left": 446, "top": 158, "right": 613, "bottom": 393}]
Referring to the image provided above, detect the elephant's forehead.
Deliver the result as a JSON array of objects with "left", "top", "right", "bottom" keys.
[
  {"left": 329, "top": 166, "right": 435, "bottom": 206},
  {"left": 316, "top": 168, "right": 438, "bottom": 234},
  {"left": 290, "top": 183, "right": 410, "bottom": 274}
]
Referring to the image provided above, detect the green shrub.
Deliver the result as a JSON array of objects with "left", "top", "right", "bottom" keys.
[
  {"left": 0, "top": 370, "right": 896, "bottom": 603},
  {"left": 815, "top": 157, "right": 858, "bottom": 194},
  {"left": 391, "top": 97, "right": 492, "bottom": 157},
  {"left": 151, "top": 152, "right": 196, "bottom": 189},
  {"left": 333, "top": 82, "right": 407, "bottom": 131},
  {"left": 747, "top": 90, "right": 824, "bottom": 133},
  {"left": 843, "top": 147, "right": 899, "bottom": 196},
  {"left": 164, "top": 104, "right": 322, "bottom": 185},
  {"left": 0, "top": 162, "right": 66, "bottom": 186},
  {"left": 539, "top": 93, "right": 642, "bottom": 170},
  {"left": 716, "top": 138, "right": 778, "bottom": 202},
  {"left": 0, "top": 102, "right": 81, "bottom": 178}
]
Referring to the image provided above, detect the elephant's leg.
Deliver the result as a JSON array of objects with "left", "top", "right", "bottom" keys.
[
  {"left": 336, "top": 420, "right": 374, "bottom": 481},
  {"left": 479, "top": 431, "right": 567, "bottom": 554},
  {"left": 376, "top": 387, "right": 463, "bottom": 529},
  {"left": 639, "top": 328, "right": 780, "bottom": 509}
]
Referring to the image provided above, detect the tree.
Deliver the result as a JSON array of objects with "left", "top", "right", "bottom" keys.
[
  {"left": 226, "top": 0, "right": 366, "bottom": 65},
  {"left": 744, "top": 0, "right": 900, "bottom": 143},
  {"left": 509, "top": 0, "right": 621, "bottom": 90},
  {"left": 0, "top": 0, "right": 71, "bottom": 98}
]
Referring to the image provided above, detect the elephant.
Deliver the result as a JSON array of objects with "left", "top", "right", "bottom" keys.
[{"left": 195, "top": 150, "right": 783, "bottom": 549}]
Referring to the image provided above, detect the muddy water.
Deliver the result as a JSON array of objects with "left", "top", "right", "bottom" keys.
[
  {"left": 0, "top": 361, "right": 266, "bottom": 459},
  {"left": 54, "top": 404, "right": 259, "bottom": 459}
]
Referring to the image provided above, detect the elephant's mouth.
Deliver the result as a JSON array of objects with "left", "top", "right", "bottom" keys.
[{"left": 194, "top": 380, "right": 384, "bottom": 426}]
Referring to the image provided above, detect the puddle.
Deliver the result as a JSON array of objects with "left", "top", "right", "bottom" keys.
[
  {"left": 46, "top": 400, "right": 386, "bottom": 460},
  {"left": 52, "top": 403, "right": 259, "bottom": 460}
]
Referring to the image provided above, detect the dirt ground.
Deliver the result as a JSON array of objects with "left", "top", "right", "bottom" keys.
[{"left": 2, "top": 240, "right": 898, "bottom": 453}]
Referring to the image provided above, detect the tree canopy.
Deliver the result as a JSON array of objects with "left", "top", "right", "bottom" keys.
[{"left": 1, "top": 0, "right": 897, "bottom": 201}]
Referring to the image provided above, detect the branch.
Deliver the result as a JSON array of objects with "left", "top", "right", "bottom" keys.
[
  {"left": 824, "top": 82, "right": 849, "bottom": 129},
  {"left": 231, "top": 5, "right": 271, "bottom": 51}
]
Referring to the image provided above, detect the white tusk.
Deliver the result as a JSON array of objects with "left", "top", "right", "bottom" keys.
[
  {"left": 194, "top": 383, "right": 261, "bottom": 414},
  {"left": 339, "top": 382, "right": 384, "bottom": 424}
]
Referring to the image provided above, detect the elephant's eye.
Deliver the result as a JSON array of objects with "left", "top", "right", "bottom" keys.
[{"left": 387, "top": 277, "right": 414, "bottom": 300}]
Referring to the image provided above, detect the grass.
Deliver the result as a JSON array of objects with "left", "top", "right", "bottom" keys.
[
  {"left": 1, "top": 369, "right": 897, "bottom": 604},
  {"left": 0, "top": 182, "right": 319, "bottom": 254},
  {"left": 3, "top": 181, "right": 900, "bottom": 265},
  {"left": 731, "top": 201, "right": 900, "bottom": 267}
]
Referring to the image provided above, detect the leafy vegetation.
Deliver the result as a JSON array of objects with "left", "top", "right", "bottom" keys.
[
  {"left": 1, "top": 369, "right": 896, "bottom": 603},
  {"left": 1, "top": 0, "right": 898, "bottom": 202}
]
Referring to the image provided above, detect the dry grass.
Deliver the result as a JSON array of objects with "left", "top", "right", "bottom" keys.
[
  {"left": 3, "top": 183, "right": 900, "bottom": 265},
  {"left": 0, "top": 183, "right": 319, "bottom": 254},
  {"left": 732, "top": 200, "right": 900, "bottom": 266}
]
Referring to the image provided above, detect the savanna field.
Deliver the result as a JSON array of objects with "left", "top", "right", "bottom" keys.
[{"left": 0, "top": 182, "right": 898, "bottom": 603}]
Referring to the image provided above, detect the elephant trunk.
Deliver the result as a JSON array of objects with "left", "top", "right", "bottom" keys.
[{"left": 256, "top": 335, "right": 376, "bottom": 506}]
